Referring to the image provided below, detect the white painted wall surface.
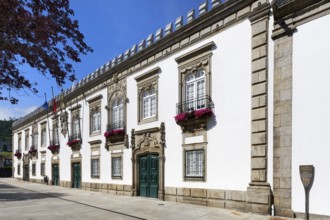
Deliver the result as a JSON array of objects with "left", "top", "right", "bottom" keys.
[
  {"left": 292, "top": 14, "right": 330, "bottom": 216},
  {"left": 13, "top": 19, "right": 252, "bottom": 192},
  {"left": 128, "top": 19, "right": 252, "bottom": 190}
]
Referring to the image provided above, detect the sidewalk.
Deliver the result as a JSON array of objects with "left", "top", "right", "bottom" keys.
[{"left": 0, "top": 178, "right": 298, "bottom": 220}]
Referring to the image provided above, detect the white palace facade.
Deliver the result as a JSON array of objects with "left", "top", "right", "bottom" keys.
[{"left": 11, "top": 0, "right": 330, "bottom": 218}]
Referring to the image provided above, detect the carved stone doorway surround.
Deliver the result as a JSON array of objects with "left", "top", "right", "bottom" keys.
[{"left": 131, "top": 122, "right": 165, "bottom": 200}]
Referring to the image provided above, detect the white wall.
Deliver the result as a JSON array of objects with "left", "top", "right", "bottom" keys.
[
  {"left": 292, "top": 14, "right": 330, "bottom": 216},
  {"left": 128, "top": 20, "right": 252, "bottom": 190}
]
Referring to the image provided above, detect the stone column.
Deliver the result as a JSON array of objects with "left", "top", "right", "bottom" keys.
[
  {"left": 272, "top": 32, "right": 294, "bottom": 218},
  {"left": 246, "top": 3, "right": 272, "bottom": 215}
]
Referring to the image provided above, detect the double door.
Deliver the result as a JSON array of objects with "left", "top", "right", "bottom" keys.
[
  {"left": 52, "top": 164, "right": 59, "bottom": 186},
  {"left": 139, "top": 154, "right": 158, "bottom": 198}
]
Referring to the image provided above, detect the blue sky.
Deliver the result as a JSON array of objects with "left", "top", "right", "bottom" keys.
[{"left": 0, "top": 0, "right": 206, "bottom": 120}]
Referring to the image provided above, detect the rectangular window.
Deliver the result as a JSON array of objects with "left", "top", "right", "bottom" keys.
[
  {"left": 53, "top": 127, "right": 59, "bottom": 145},
  {"left": 185, "top": 149, "right": 204, "bottom": 180},
  {"left": 32, "top": 163, "right": 36, "bottom": 176},
  {"left": 91, "top": 111, "right": 101, "bottom": 133},
  {"left": 111, "top": 156, "right": 122, "bottom": 178},
  {"left": 135, "top": 67, "right": 160, "bottom": 124},
  {"left": 91, "top": 158, "right": 99, "bottom": 178},
  {"left": 41, "top": 128, "right": 47, "bottom": 147},
  {"left": 73, "top": 118, "right": 80, "bottom": 139},
  {"left": 17, "top": 164, "right": 21, "bottom": 175},
  {"left": 41, "top": 162, "right": 45, "bottom": 176},
  {"left": 18, "top": 134, "right": 22, "bottom": 152},
  {"left": 25, "top": 132, "right": 29, "bottom": 151},
  {"left": 33, "top": 133, "right": 38, "bottom": 148}
]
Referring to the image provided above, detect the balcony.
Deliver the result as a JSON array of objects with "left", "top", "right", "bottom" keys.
[
  {"left": 175, "top": 96, "right": 214, "bottom": 132},
  {"left": 67, "top": 134, "right": 81, "bottom": 151},
  {"left": 48, "top": 140, "right": 60, "bottom": 154},
  {"left": 105, "top": 122, "right": 126, "bottom": 144}
]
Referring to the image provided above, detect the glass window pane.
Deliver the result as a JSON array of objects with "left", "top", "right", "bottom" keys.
[{"left": 112, "top": 157, "right": 122, "bottom": 177}]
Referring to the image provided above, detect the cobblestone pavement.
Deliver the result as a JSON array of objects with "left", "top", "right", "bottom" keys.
[{"left": 0, "top": 178, "right": 299, "bottom": 220}]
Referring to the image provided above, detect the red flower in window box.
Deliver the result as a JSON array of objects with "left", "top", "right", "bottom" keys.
[
  {"left": 14, "top": 150, "right": 22, "bottom": 159},
  {"left": 174, "top": 112, "right": 187, "bottom": 122},
  {"left": 104, "top": 129, "right": 125, "bottom": 143},
  {"left": 194, "top": 108, "right": 213, "bottom": 118},
  {"left": 47, "top": 145, "right": 60, "bottom": 154},
  {"left": 104, "top": 129, "right": 125, "bottom": 138},
  {"left": 67, "top": 139, "right": 81, "bottom": 147}
]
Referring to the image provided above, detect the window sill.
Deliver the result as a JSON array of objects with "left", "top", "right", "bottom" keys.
[{"left": 138, "top": 115, "right": 158, "bottom": 125}]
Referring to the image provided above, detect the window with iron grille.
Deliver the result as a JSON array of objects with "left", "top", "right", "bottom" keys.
[
  {"left": 32, "top": 163, "right": 36, "bottom": 176},
  {"left": 41, "top": 162, "right": 45, "bottom": 176},
  {"left": 175, "top": 42, "right": 214, "bottom": 115},
  {"left": 91, "top": 158, "right": 100, "bottom": 178},
  {"left": 185, "top": 149, "right": 204, "bottom": 180},
  {"left": 17, "top": 164, "right": 21, "bottom": 175},
  {"left": 111, "top": 156, "right": 122, "bottom": 179}
]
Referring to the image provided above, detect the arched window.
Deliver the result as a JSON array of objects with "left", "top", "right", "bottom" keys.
[
  {"left": 185, "top": 69, "right": 205, "bottom": 111},
  {"left": 142, "top": 87, "right": 156, "bottom": 119},
  {"left": 112, "top": 98, "right": 124, "bottom": 129}
]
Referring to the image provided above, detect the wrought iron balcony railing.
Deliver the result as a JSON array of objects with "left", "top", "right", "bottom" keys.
[
  {"left": 176, "top": 95, "right": 214, "bottom": 114},
  {"left": 107, "top": 121, "right": 125, "bottom": 131}
]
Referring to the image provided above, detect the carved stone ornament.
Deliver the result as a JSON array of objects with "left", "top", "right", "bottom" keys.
[
  {"left": 60, "top": 111, "right": 68, "bottom": 136},
  {"left": 137, "top": 132, "right": 159, "bottom": 149},
  {"left": 130, "top": 129, "right": 135, "bottom": 149}
]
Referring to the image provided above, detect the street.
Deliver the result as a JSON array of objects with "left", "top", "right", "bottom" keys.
[{"left": 0, "top": 178, "right": 295, "bottom": 220}]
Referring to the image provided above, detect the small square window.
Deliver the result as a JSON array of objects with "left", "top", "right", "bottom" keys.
[
  {"left": 91, "top": 158, "right": 100, "bottom": 178},
  {"left": 111, "top": 156, "right": 122, "bottom": 179}
]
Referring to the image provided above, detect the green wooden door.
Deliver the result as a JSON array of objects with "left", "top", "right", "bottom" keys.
[
  {"left": 23, "top": 165, "right": 29, "bottom": 182},
  {"left": 52, "top": 164, "right": 59, "bottom": 186},
  {"left": 139, "top": 154, "right": 158, "bottom": 198},
  {"left": 72, "top": 163, "right": 81, "bottom": 188}
]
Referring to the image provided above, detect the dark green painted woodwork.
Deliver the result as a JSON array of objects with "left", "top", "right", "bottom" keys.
[
  {"left": 139, "top": 154, "right": 158, "bottom": 198},
  {"left": 72, "top": 163, "right": 81, "bottom": 188},
  {"left": 52, "top": 164, "right": 59, "bottom": 186},
  {"left": 23, "top": 165, "right": 29, "bottom": 182}
]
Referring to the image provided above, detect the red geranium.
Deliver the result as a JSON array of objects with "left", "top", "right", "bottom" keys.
[
  {"left": 194, "top": 108, "right": 213, "bottom": 118},
  {"left": 174, "top": 112, "right": 187, "bottom": 122},
  {"left": 104, "top": 129, "right": 125, "bottom": 138},
  {"left": 67, "top": 139, "right": 81, "bottom": 146}
]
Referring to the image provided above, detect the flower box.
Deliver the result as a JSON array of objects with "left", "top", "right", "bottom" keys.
[
  {"left": 14, "top": 151, "right": 22, "bottom": 159},
  {"left": 174, "top": 108, "right": 214, "bottom": 132},
  {"left": 104, "top": 129, "right": 125, "bottom": 143},
  {"left": 47, "top": 145, "right": 60, "bottom": 154},
  {"left": 28, "top": 146, "right": 37, "bottom": 157},
  {"left": 67, "top": 139, "right": 81, "bottom": 150}
]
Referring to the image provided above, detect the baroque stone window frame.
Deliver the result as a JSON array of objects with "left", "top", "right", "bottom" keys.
[
  {"left": 111, "top": 153, "right": 123, "bottom": 179},
  {"left": 87, "top": 95, "right": 103, "bottom": 136},
  {"left": 175, "top": 41, "right": 214, "bottom": 111},
  {"left": 182, "top": 143, "right": 207, "bottom": 182},
  {"left": 70, "top": 105, "right": 82, "bottom": 141},
  {"left": 90, "top": 140, "right": 101, "bottom": 179},
  {"left": 52, "top": 117, "right": 60, "bottom": 146},
  {"left": 135, "top": 67, "right": 160, "bottom": 125}
]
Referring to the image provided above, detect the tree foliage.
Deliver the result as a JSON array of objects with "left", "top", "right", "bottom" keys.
[{"left": 0, "top": 0, "right": 93, "bottom": 104}]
